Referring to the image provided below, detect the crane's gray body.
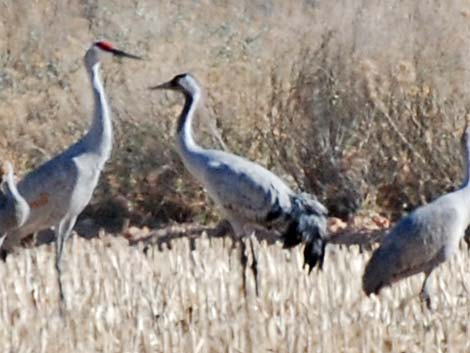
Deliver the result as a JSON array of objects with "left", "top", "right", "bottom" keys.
[
  {"left": 363, "top": 126, "right": 470, "bottom": 305},
  {"left": 181, "top": 147, "right": 295, "bottom": 227},
  {"left": 0, "top": 43, "right": 132, "bottom": 306},
  {"left": 4, "top": 139, "right": 109, "bottom": 247},
  {"left": 183, "top": 147, "right": 329, "bottom": 272},
  {"left": 0, "top": 163, "right": 30, "bottom": 245},
  {"left": 2, "top": 61, "right": 111, "bottom": 252},
  {"left": 153, "top": 73, "right": 328, "bottom": 271},
  {"left": 363, "top": 192, "right": 465, "bottom": 292}
]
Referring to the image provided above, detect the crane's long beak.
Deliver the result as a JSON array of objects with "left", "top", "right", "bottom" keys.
[
  {"left": 111, "top": 48, "right": 142, "bottom": 60},
  {"left": 148, "top": 81, "right": 174, "bottom": 90}
]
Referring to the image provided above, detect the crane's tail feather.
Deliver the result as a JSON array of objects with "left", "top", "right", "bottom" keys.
[
  {"left": 298, "top": 210, "right": 328, "bottom": 272},
  {"left": 281, "top": 220, "right": 302, "bottom": 249},
  {"left": 303, "top": 236, "right": 327, "bottom": 272},
  {"left": 281, "top": 193, "right": 328, "bottom": 273}
]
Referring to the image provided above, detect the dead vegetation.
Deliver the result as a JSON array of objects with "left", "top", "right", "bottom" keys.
[
  {"left": 2, "top": 1, "right": 470, "bottom": 225},
  {"left": 0, "top": 235, "right": 469, "bottom": 352},
  {"left": 2, "top": 1, "right": 470, "bottom": 351}
]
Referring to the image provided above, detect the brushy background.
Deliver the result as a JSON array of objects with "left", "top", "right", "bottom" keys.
[
  {"left": 2, "top": 2, "right": 470, "bottom": 352},
  {"left": 3, "top": 1, "right": 470, "bottom": 229}
]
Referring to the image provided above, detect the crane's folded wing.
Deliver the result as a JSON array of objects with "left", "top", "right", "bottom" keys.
[{"left": 200, "top": 149, "right": 294, "bottom": 223}]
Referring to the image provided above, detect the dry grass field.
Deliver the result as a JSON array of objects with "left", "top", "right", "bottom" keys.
[
  {"left": 0, "top": 235, "right": 469, "bottom": 352},
  {"left": 2, "top": 0, "right": 470, "bottom": 352}
]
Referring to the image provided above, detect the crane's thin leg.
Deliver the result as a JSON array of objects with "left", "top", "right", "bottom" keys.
[
  {"left": 0, "top": 233, "right": 7, "bottom": 261},
  {"left": 240, "top": 235, "right": 260, "bottom": 297},
  {"left": 240, "top": 238, "right": 248, "bottom": 295},
  {"left": 55, "top": 216, "right": 77, "bottom": 309},
  {"left": 228, "top": 220, "right": 252, "bottom": 296},
  {"left": 419, "top": 270, "right": 433, "bottom": 310},
  {"left": 249, "top": 236, "right": 259, "bottom": 297}
]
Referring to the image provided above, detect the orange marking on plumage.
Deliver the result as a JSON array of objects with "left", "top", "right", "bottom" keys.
[{"left": 30, "top": 192, "right": 49, "bottom": 209}]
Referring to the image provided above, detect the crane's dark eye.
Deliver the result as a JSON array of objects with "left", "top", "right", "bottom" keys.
[{"left": 173, "top": 73, "right": 189, "bottom": 82}]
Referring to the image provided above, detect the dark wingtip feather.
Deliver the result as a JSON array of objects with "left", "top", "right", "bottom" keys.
[
  {"left": 281, "top": 220, "right": 302, "bottom": 249},
  {"left": 283, "top": 192, "right": 329, "bottom": 272},
  {"left": 303, "top": 238, "right": 327, "bottom": 273}
]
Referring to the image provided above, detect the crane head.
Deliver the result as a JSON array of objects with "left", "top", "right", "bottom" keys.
[
  {"left": 93, "top": 41, "right": 142, "bottom": 60},
  {"left": 461, "top": 114, "right": 470, "bottom": 149},
  {"left": 85, "top": 41, "right": 142, "bottom": 70},
  {"left": 466, "top": 113, "right": 470, "bottom": 132},
  {"left": 149, "top": 73, "right": 200, "bottom": 97}
]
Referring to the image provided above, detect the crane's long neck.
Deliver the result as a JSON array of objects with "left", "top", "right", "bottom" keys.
[
  {"left": 4, "top": 173, "right": 29, "bottom": 227},
  {"left": 83, "top": 63, "right": 113, "bottom": 161},
  {"left": 461, "top": 129, "right": 470, "bottom": 189},
  {"left": 0, "top": 172, "right": 29, "bottom": 230},
  {"left": 456, "top": 128, "right": 470, "bottom": 227},
  {"left": 176, "top": 91, "right": 203, "bottom": 161}
]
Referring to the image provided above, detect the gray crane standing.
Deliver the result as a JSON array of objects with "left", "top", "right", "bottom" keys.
[
  {"left": 1, "top": 41, "right": 141, "bottom": 303},
  {"left": 150, "top": 73, "right": 328, "bottom": 293},
  {"left": 0, "top": 162, "right": 30, "bottom": 247},
  {"left": 363, "top": 120, "right": 470, "bottom": 308}
]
